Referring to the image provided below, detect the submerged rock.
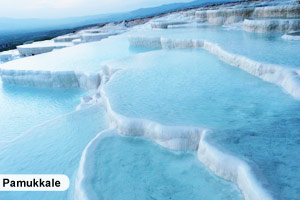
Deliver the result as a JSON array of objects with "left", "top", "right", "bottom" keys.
[{"left": 282, "top": 31, "right": 300, "bottom": 40}]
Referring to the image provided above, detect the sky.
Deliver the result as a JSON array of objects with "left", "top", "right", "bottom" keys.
[{"left": 1, "top": 0, "right": 193, "bottom": 19}]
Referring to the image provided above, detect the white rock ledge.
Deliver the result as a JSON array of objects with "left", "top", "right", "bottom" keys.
[
  {"left": 74, "top": 64, "right": 273, "bottom": 200},
  {"left": 81, "top": 28, "right": 102, "bottom": 34},
  {"left": 282, "top": 31, "right": 300, "bottom": 40},
  {"left": 0, "top": 50, "right": 20, "bottom": 63},
  {"left": 252, "top": 5, "right": 300, "bottom": 19},
  {"left": 243, "top": 19, "right": 300, "bottom": 33},
  {"left": 195, "top": 5, "right": 300, "bottom": 25},
  {"left": 196, "top": 7, "right": 253, "bottom": 25},
  {"left": 81, "top": 33, "right": 117, "bottom": 43},
  {"left": 75, "top": 129, "right": 118, "bottom": 200},
  {"left": 128, "top": 35, "right": 162, "bottom": 48},
  {"left": 128, "top": 36, "right": 300, "bottom": 100},
  {"left": 151, "top": 21, "right": 188, "bottom": 29},
  {"left": 0, "top": 69, "right": 101, "bottom": 89},
  {"left": 17, "top": 40, "right": 72, "bottom": 57},
  {"left": 99, "top": 74, "right": 202, "bottom": 150},
  {"left": 72, "top": 39, "right": 82, "bottom": 45},
  {"left": 54, "top": 34, "right": 81, "bottom": 42}
]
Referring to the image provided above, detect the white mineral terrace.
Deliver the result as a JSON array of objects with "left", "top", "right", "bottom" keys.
[
  {"left": 17, "top": 40, "right": 73, "bottom": 56},
  {"left": 195, "top": 4, "right": 300, "bottom": 26},
  {"left": 53, "top": 34, "right": 81, "bottom": 42},
  {"left": 81, "top": 28, "right": 103, "bottom": 34},
  {"left": 282, "top": 30, "right": 300, "bottom": 40},
  {"left": 0, "top": 1, "right": 300, "bottom": 200},
  {"left": 0, "top": 33, "right": 143, "bottom": 89},
  {"left": 243, "top": 18, "right": 300, "bottom": 33},
  {"left": 0, "top": 49, "right": 20, "bottom": 63},
  {"left": 80, "top": 32, "right": 118, "bottom": 42},
  {"left": 151, "top": 20, "right": 188, "bottom": 29},
  {"left": 127, "top": 35, "right": 300, "bottom": 100},
  {"left": 4, "top": 0, "right": 298, "bottom": 64},
  {"left": 11, "top": 22, "right": 130, "bottom": 60},
  {"left": 74, "top": 50, "right": 273, "bottom": 200}
]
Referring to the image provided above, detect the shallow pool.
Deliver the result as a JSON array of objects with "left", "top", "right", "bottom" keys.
[
  {"left": 0, "top": 104, "right": 108, "bottom": 200},
  {"left": 130, "top": 24, "right": 300, "bottom": 68},
  {"left": 0, "top": 34, "right": 158, "bottom": 73},
  {"left": 104, "top": 49, "right": 300, "bottom": 199},
  {"left": 89, "top": 133, "right": 243, "bottom": 200},
  {"left": 0, "top": 82, "right": 85, "bottom": 141}
]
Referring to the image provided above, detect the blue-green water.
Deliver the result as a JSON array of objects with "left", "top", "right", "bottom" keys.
[
  {"left": 0, "top": 82, "right": 85, "bottom": 141},
  {"left": 1, "top": 6, "right": 300, "bottom": 199},
  {"left": 104, "top": 49, "right": 300, "bottom": 199},
  {"left": 0, "top": 35, "right": 157, "bottom": 73},
  {"left": 91, "top": 134, "right": 243, "bottom": 200},
  {"left": 0, "top": 105, "right": 108, "bottom": 200},
  {"left": 131, "top": 25, "right": 300, "bottom": 68}
]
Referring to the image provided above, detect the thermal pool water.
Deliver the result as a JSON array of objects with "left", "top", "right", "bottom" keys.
[
  {"left": 103, "top": 49, "right": 300, "bottom": 200},
  {"left": 0, "top": 82, "right": 85, "bottom": 141},
  {"left": 0, "top": 1, "right": 300, "bottom": 199},
  {"left": 79, "top": 131, "right": 243, "bottom": 200},
  {"left": 0, "top": 105, "right": 108, "bottom": 200}
]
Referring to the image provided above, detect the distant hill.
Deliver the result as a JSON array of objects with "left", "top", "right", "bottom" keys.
[
  {"left": 0, "top": 0, "right": 242, "bottom": 33},
  {"left": 0, "top": 0, "right": 244, "bottom": 51}
]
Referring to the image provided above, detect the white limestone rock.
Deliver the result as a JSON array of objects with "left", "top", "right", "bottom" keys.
[
  {"left": 82, "top": 28, "right": 102, "bottom": 34},
  {"left": 0, "top": 49, "right": 20, "bottom": 63},
  {"left": 80, "top": 33, "right": 117, "bottom": 42},
  {"left": 54, "top": 34, "right": 81, "bottom": 42},
  {"left": 196, "top": 8, "right": 253, "bottom": 25},
  {"left": 252, "top": 5, "right": 300, "bottom": 18},
  {"left": 243, "top": 19, "right": 300, "bottom": 33},
  {"left": 151, "top": 21, "right": 188, "bottom": 29},
  {"left": 282, "top": 31, "right": 300, "bottom": 40},
  {"left": 128, "top": 35, "right": 162, "bottom": 48},
  {"left": 17, "top": 40, "right": 72, "bottom": 56},
  {"left": 0, "top": 69, "right": 101, "bottom": 89},
  {"left": 195, "top": 5, "right": 300, "bottom": 25},
  {"left": 72, "top": 39, "right": 82, "bottom": 45},
  {"left": 196, "top": 7, "right": 254, "bottom": 25},
  {"left": 127, "top": 35, "right": 300, "bottom": 99}
]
